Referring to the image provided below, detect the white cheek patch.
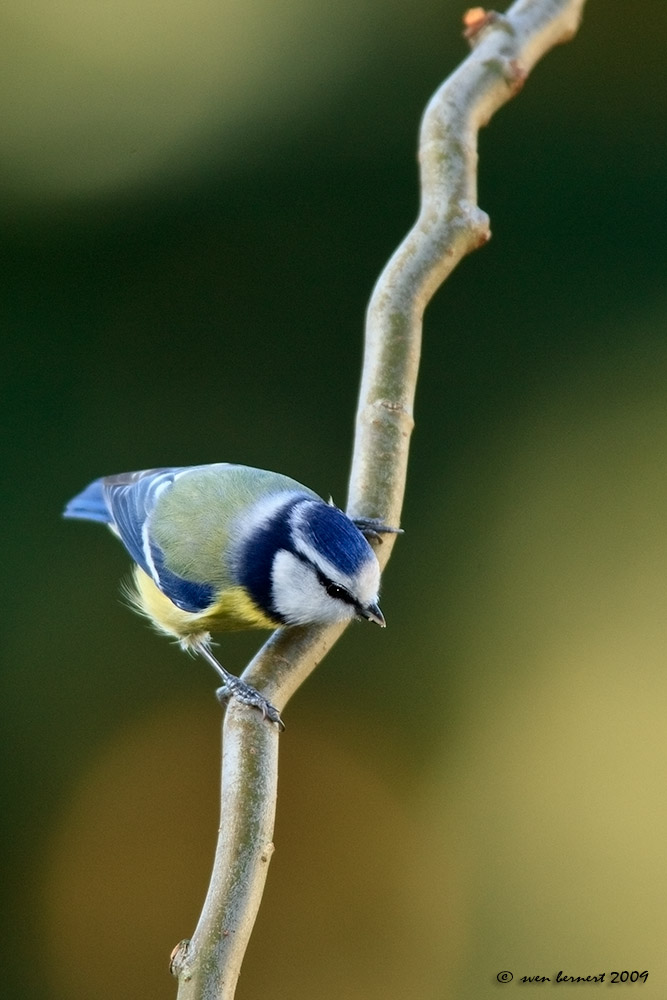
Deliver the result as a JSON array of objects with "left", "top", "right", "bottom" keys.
[{"left": 271, "top": 550, "right": 357, "bottom": 626}]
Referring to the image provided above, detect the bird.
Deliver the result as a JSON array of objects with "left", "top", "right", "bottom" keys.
[{"left": 64, "top": 463, "right": 393, "bottom": 729}]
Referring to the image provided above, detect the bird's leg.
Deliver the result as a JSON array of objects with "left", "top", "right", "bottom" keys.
[
  {"left": 193, "top": 641, "right": 285, "bottom": 731},
  {"left": 351, "top": 517, "right": 404, "bottom": 543}
]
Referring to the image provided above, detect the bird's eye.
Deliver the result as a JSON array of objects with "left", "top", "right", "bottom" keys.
[
  {"left": 325, "top": 582, "right": 347, "bottom": 601},
  {"left": 316, "top": 570, "right": 356, "bottom": 606}
]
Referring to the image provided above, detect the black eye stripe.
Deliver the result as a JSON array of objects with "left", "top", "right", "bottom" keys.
[{"left": 315, "top": 569, "right": 356, "bottom": 607}]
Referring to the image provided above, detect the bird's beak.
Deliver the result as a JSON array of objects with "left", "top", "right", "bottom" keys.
[{"left": 361, "top": 601, "right": 386, "bottom": 628}]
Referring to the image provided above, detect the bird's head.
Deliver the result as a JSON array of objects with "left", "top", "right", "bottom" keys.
[{"left": 235, "top": 495, "right": 384, "bottom": 629}]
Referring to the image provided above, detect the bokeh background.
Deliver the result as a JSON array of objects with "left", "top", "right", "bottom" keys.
[{"left": 3, "top": 0, "right": 667, "bottom": 997}]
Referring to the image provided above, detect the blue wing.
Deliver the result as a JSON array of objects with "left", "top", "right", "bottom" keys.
[{"left": 64, "top": 467, "right": 215, "bottom": 613}]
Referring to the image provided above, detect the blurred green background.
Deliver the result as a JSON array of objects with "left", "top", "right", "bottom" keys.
[{"left": 3, "top": 0, "right": 667, "bottom": 997}]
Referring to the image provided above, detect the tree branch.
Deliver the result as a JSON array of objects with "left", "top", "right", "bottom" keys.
[{"left": 172, "top": 1, "right": 586, "bottom": 996}]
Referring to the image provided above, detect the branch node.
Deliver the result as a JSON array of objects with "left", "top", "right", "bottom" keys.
[
  {"left": 480, "top": 54, "right": 526, "bottom": 95},
  {"left": 463, "top": 8, "right": 513, "bottom": 45},
  {"left": 170, "top": 940, "right": 193, "bottom": 980},
  {"left": 260, "top": 842, "right": 276, "bottom": 864},
  {"left": 369, "top": 399, "right": 415, "bottom": 436},
  {"left": 507, "top": 58, "right": 527, "bottom": 93},
  {"left": 374, "top": 398, "right": 409, "bottom": 415},
  {"left": 454, "top": 202, "right": 491, "bottom": 247}
]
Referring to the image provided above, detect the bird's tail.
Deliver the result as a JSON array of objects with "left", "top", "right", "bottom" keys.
[{"left": 63, "top": 478, "right": 111, "bottom": 523}]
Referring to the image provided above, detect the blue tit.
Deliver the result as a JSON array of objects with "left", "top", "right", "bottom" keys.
[{"left": 64, "top": 463, "right": 390, "bottom": 729}]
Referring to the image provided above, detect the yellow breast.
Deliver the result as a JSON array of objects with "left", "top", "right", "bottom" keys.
[{"left": 128, "top": 566, "right": 279, "bottom": 646}]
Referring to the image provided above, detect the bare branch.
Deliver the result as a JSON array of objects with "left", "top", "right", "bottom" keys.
[{"left": 173, "top": 2, "right": 587, "bottom": 996}]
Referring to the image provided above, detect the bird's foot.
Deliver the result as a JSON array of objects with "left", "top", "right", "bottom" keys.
[
  {"left": 215, "top": 676, "right": 285, "bottom": 731},
  {"left": 194, "top": 640, "right": 284, "bottom": 731},
  {"left": 352, "top": 517, "right": 403, "bottom": 542}
]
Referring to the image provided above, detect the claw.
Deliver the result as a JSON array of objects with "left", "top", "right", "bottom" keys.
[
  {"left": 218, "top": 674, "right": 285, "bottom": 730},
  {"left": 352, "top": 517, "right": 404, "bottom": 542},
  {"left": 196, "top": 642, "right": 284, "bottom": 731}
]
